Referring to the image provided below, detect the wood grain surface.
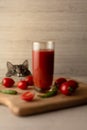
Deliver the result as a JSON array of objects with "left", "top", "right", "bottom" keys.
[{"left": 0, "top": 80, "right": 87, "bottom": 116}]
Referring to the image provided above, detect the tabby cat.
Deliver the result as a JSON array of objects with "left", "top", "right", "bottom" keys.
[{"left": 6, "top": 60, "right": 31, "bottom": 77}]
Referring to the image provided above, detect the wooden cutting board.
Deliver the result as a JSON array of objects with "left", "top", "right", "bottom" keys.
[{"left": 0, "top": 80, "right": 87, "bottom": 116}]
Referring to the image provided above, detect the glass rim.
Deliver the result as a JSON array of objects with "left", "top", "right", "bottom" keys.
[{"left": 33, "top": 41, "right": 55, "bottom": 50}]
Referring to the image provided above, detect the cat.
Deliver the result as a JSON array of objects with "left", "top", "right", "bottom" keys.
[{"left": 6, "top": 60, "right": 31, "bottom": 77}]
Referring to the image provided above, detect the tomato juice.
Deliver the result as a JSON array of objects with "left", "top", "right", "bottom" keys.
[{"left": 32, "top": 49, "right": 54, "bottom": 91}]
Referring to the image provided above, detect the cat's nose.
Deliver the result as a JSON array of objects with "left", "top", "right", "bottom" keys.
[
  {"left": 17, "top": 73, "right": 20, "bottom": 77},
  {"left": 17, "top": 73, "right": 22, "bottom": 77}
]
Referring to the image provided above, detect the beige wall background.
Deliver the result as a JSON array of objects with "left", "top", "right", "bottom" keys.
[{"left": 0, "top": 0, "right": 87, "bottom": 77}]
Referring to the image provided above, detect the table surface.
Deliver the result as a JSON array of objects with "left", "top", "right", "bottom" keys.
[{"left": 0, "top": 76, "right": 87, "bottom": 130}]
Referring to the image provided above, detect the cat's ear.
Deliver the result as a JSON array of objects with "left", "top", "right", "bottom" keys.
[
  {"left": 23, "top": 60, "right": 28, "bottom": 68},
  {"left": 7, "top": 62, "right": 14, "bottom": 70}
]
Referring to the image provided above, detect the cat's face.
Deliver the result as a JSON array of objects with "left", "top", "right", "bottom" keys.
[
  {"left": 12, "top": 65, "right": 29, "bottom": 77},
  {"left": 6, "top": 60, "right": 31, "bottom": 77}
]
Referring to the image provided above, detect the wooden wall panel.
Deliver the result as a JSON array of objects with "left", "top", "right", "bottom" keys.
[{"left": 0, "top": 0, "right": 87, "bottom": 76}]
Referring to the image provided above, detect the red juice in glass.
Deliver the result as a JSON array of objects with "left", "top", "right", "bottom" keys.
[{"left": 32, "top": 41, "right": 54, "bottom": 92}]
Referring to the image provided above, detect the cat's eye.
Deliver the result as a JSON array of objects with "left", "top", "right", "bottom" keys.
[
  {"left": 22, "top": 66, "right": 26, "bottom": 71},
  {"left": 12, "top": 69, "right": 16, "bottom": 73}
]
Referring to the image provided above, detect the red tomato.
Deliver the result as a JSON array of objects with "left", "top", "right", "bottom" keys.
[
  {"left": 54, "top": 77, "right": 67, "bottom": 89},
  {"left": 17, "top": 80, "right": 28, "bottom": 90},
  {"left": 60, "top": 81, "right": 77, "bottom": 96},
  {"left": 67, "top": 80, "right": 78, "bottom": 90},
  {"left": 2, "top": 77, "right": 15, "bottom": 88},
  {"left": 21, "top": 91, "right": 34, "bottom": 101},
  {"left": 24, "top": 75, "right": 34, "bottom": 86}
]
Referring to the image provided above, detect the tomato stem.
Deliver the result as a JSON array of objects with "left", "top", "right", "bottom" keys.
[{"left": 68, "top": 87, "right": 74, "bottom": 92}]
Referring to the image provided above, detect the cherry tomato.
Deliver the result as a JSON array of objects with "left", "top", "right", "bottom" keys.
[
  {"left": 67, "top": 80, "right": 78, "bottom": 90},
  {"left": 21, "top": 91, "right": 35, "bottom": 101},
  {"left": 60, "top": 82, "right": 73, "bottom": 95},
  {"left": 60, "top": 81, "right": 78, "bottom": 96},
  {"left": 2, "top": 77, "right": 15, "bottom": 88},
  {"left": 24, "top": 75, "right": 34, "bottom": 86},
  {"left": 54, "top": 77, "right": 67, "bottom": 89},
  {"left": 17, "top": 80, "right": 28, "bottom": 90}
]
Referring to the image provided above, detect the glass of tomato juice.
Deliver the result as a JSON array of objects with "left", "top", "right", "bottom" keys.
[{"left": 32, "top": 41, "right": 55, "bottom": 92}]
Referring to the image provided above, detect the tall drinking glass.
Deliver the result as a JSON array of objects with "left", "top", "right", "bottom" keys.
[{"left": 32, "top": 41, "right": 55, "bottom": 92}]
